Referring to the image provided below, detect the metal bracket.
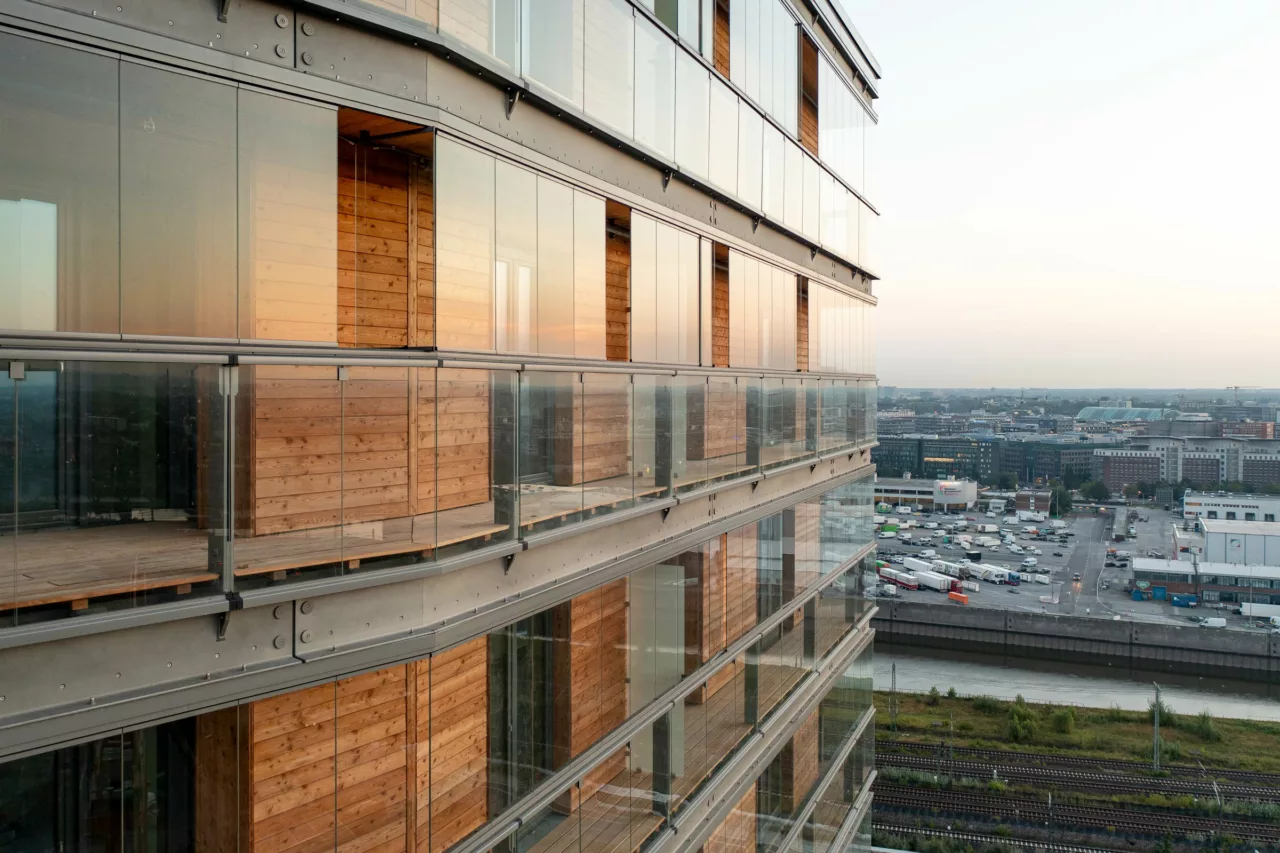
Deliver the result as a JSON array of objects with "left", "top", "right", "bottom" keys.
[
  {"left": 661, "top": 170, "right": 673, "bottom": 190},
  {"left": 810, "top": 246, "right": 819, "bottom": 260},
  {"left": 661, "top": 506, "right": 672, "bottom": 522},
  {"left": 751, "top": 216, "right": 760, "bottom": 233},
  {"left": 217, "top": 592, "right": 244, "bottom": 641},
  {"left": 751, "top": 480, "right": 760, "bottom": 492},
  {"left": 505, "top": 88, "right": 522, "bottom": 119},
  {"left": 810, "top": 462, "right": 819, "bottom": 472},
  {"left": 218, "top": 0, "right": 231, "bottom": 23},
  {"left": 503, "top": 553, "right": 516, "bottom": 574}
]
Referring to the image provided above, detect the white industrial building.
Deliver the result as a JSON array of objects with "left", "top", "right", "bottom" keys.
[
  {"left": 874, "top": 477, "right": 978, "bottom": 510},
  {"left": 1182, "top": 491, "right": 1280, "bottom": 523},
  {"left": 1198, "top": 519, "right": 1280, "bottom": 567}
]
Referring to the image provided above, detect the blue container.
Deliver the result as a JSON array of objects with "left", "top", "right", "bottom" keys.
[
  {"left": 1131, "top": 589, "right": 1144, "bottom": 601},
  {"left": 1153, "top": 586, "right": 1167, "bottom": 600}
]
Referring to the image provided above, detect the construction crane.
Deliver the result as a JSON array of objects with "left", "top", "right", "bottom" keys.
[{"left": 1226, "top": 385, "right": 1260, "bottom": 405}]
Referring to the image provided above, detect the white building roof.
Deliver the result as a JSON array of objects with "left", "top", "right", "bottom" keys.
[
  {"left": 1199, "top": 519, "right": 1280, "bottom": 537},
  {"left": 1133, "top": 557, "right": 1280, "bottom": 583}
]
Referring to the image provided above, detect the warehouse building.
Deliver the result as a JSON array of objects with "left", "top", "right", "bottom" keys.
[
  {"left": 874, "top": 477, "right": 978, "bottom": 511},
  {"left": 1132, "top": 559, "right": 1280, "bottom": 605}
]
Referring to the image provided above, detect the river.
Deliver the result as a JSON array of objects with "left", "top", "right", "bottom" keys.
[{"left": 874, "top": 643, "right": 1280, "bottom": 721}]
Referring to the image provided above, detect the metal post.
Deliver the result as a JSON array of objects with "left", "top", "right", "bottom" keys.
[
  {"left": 653, "top": 710, "right": 672, "bottom": 817},
  {"left": 890, "top": 661, "right": 898, "bottom": 737},
  {"left": 745, "top": 639, "right": 760, "bottom": 728},
  {"left": 1152, "top": 682, "right": 1161, "bottom": 772}
]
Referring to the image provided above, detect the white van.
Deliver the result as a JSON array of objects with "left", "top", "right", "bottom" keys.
[
  {"left": 1021, "top": 557, "right": 1038, "bottom": 568},
  {"left": 920, "top": 549, "right": 938, "bottom": 559}
]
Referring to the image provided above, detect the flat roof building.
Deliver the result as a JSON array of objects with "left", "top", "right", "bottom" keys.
[
  {"left": 1133, "top": 558, "right": 1280, "bottom": 605},
  {"left": 1199, "top": 519, "right": 1280, "bottom": 566},
  {"left": 0, "top": 2, "right": 882, "bottom": 850},
  {"left": 875, "top": 477, "right": 978, "bottom": 510}
]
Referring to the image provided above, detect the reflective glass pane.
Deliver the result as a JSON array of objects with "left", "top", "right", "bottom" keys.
[
  {"left": 239, "top": 90, "right": 338, "bottom": 344},
  {"left": 762, "top": 123, "right": 785, "bottom": 223},
  {"left": 707, "top": 80, "right": 739, "bottom": 194},
  {"left": 584, "top": 0, "right": 634, "bottom": 136},
  {"left": 440, "top": 0, "right": 491, "bottom": 53},
  {"left": 677, "top": 229, "right": 700, "bottom": 364},
  {"left": 737, "top": 106, "right": 763, "bottom": 210},
  {"left": 7, "top": 361, "right": 224, "bottom": 625},
  {"left": 518, "top": 371, "right": 582, "bottom": 531},
  {"left": 634, "top": 15, "right": 676, "bottom": 159},
  {"left": 674, "top": 51, "right": 710, "bottom": 178},
  {"left": 727, "top": 250, "right": 744, "bottom": 366},
  {"left": 654, "top": 221, "right": 680, "bottom": 359},
  {"left": 674, "top": 375, "right": 706, "bottom": 489},
  {"left": 522, "top": 0, "right": 585, "bottom": 108},
  {"left": 0, "top": 34, "right": 119, "bottom": 335},
  {"left": 496, "top": 161, "right": 539, "bottom": 353},
  {"left": 572, "top": 190, "right": 606, "bottom": 358},
  {"left": 536, "top": 176, "right": 574, "bottom": 355},
  {"left": 802, "top": 154, "right": 820, "bottom": 242},
  {"left": 516, "top": 781, "right": 581, "bottom": 852},
  {"left": 630, "top": 212, "right": 657, "bottom": 362},
  {"left": 580, "top": 372, "right": 636, "bottom": 514},
  {"left": 783, "top": 140, "right": 804, "bottom": 232},
  {"left": 120, "top": 62, "right": 237, "bottom": 338},
  {"left": 436, "top": 137, "right": 495, "bottom": 349}
]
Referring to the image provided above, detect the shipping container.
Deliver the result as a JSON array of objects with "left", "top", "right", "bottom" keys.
[
  {"left": 915, "top": 571, "right": 953, "bottom": 593},
  {"left": 1240, "top": 603, "right": 1280, "bottom": 618},
  {"left": 948, "top": 591, "right": 969, "bottom": 605}
]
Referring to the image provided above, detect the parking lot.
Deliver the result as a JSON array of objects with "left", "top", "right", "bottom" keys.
[{"left": 875, "top": 505, "right": 1277, "bottom": 631}]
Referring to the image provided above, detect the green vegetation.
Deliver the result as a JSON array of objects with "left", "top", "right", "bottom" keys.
[
  {"left": 876, "top": 690, "right": 1280, "bottom": 772},
  {"left": 1080, "top": 480, "right": 1111, "bottom": 502},
  {"left": 873, "top": 829, "right": 1014, "bottom": 853}
]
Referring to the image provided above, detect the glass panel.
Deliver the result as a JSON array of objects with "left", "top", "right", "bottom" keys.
[
  {"left": 819, "top": 169, "right": 837, "bottom": 252},
  {"left": 677, "top": 230, "right": 700, "bottom": 364},
  {"left": 584, "top": 0, "right": 634, "bottom": 136},
  {"left": 634, "top": 15, "right": 676, "bottom": 159},
  {"left": 860, "top": 203, "right": 876, "bottom": 274},
  {"left": 522, "top": 0, "right": 585, "bottom": 108},
  {"left": 494, "top": 0, "right": 521, "bottom": 67},
  {"left": 737, "top": 106, "right": 763, "bottom": 210},
  {"left": 776, "top": 3, "right": 797, "bottom": 136},
  {"left": 673, "top": 374, "right": 703, "bottom": 489},
  {"left": 516, "top": 781, "right": 581, "bottom": 853},
  {"left": 630, "top": 212, "right": 657, "bottom": 362},
  {"left": 742, "top": 0, "right": 759, "bottom": 103},
  {"left": 238, "top": 90, "right": 338, "bottom": 344},
  {"left": 0, "top": 34, "right": 119, "bottom": 335},
  {"left": 7, "top": 361, "right": 224, "bottom": 625},
  {"left": 621, "top": 722, "right": 667, "bottom": 851},
  {"left": 120, "top": 62, "right": 237, "bottom": 338},
  {"left": 699, "top": 238, "right": 713, "bottom": 367},
  {"left": 580, "top": 372, "right": 636, "bottom": 515},
  {"left": 674, "top": 50, "right": 710, "bottom": 178},
  {"left": 633, "top": 374, "right": 668, "bottom": 496},
  {"left": 743, "top": 257, "right": 759, "bottom": 368},
  {"left": 536, "top": 176, "right": 574, "bottom": 355},
  {"left": 440, "top": 0, "right": 492, "bottom": 55},
  {"left": 762, "top": 123, "right": 785, "bottom": 223},
  {"left": 802, "top": 154, "right": 820, "bottom": 243},
  {"left": 812, "top": 567, "right": 860, "bottom": 661},
  {"left": 783, "top": 140, "right": 804, "bottom": 233},
  {"left": 573, "top": 190, "right": 606, "bottom": 358},
  {"left": 762, "top": 378, "right": 807, "bottom": 469},
  {"left": 439, "top": 367, "right": 518, "bottom": 556},
  {"left": 707, "top": 80, "right": 739, "bottom": 194},
  {"left": 518, "top": 371, "right": 582, "bottom": 531},
  {"left": 436, "top": 137, "right": 495, "bottom": 349},
  {"left": 496, "top": 161, "right": 539, "bottom": 353},
  {"left": 654, "top": 221, "right": 680, "bottom": 359},
  {"left": 728, "top": 250, "right": 744, "bottom": 367}
]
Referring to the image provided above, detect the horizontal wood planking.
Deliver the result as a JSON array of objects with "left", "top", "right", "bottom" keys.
[
  {"left": 423, "top": 369, "right": 492, "bottom": 512},
  {"left": 426, "top": 637, "right": 488, "bottom": 853},
  {"left": 785, "top": 706, "right": 821, "bottom": 813},
  {"left": 713, "top": 0, "right": 731, "bottom": 78},
  {"left": 415, "top": 155, "right": 435, "bottom": 348},
  {"left": 338, "top": 146, "right": 410, "bottom": 349},
  {"left": 796, "top": 281, "right": 809, "bottom": 372},
  {"left": 605, "top": 218, "right": 630, "bottom": 362},
  {"left": 702, "top": 785, "right": 756, "bottom": 853},
  {"left": 249, "top": 683, "right": 337, "bottom": 853},
  {"left": 195, "top": 707, "right": 249, "bottom": 853},
  {"left": 799, "top": 35, "right": 820, "bottom": 158},
  {"left": 711, "top": 248, "right": 730, "bottom": 368},
  {"left": 725, "top": 523, "right": 759, "bottom": 646}
]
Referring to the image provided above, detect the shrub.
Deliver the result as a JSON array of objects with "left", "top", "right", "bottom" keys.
[
  {"left": 926, "top": 686, "right": 941, "bottom": 707},
  {"left": 987, "top": 778, "right": 1007, "bottom": 794},
  {"left": 1101, "top": 703, "right": 1128, "bottom": 723},
  {"left": 957, "top": 721, "right": 973, "bottom": 733},
  {"left": 1149, "top": 697, "right": 1178, "bottom": 728},
  {"left": 972, "top": 695, "right": 1003, "bottom": 714},
  {"left": 1007, "top": 698, "right": 1040, "bottom": 743},
  {"left": 947, "top": 686, "right": 958, "bottom": 699},
  {"left": 1187, "top": 709, "right": 1222, "bottom": 742},
  {"left": 1161, "top": 738, "right": 1183, "bottom": 761},
  {"left": 1050, "top": 706, "right": 1076, "bottom": 734}
]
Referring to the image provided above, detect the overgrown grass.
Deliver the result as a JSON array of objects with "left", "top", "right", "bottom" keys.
[{"left": 875, "top": 691, "right": 1280, "bottom": 773}]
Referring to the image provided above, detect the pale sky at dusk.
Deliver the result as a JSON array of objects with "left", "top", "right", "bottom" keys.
[{"left": 850, "top": 1, "right": 1280, "bottom": 388}]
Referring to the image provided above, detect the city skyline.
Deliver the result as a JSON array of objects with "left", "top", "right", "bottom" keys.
[{"left": 855, "top": 0, "right": 1280, "bottom": 388}]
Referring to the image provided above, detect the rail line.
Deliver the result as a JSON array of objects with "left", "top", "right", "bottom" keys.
[
  {"left": 875, "top": 782, "right": 1280, "bottom": 842},
  {"left": 872, "top": 823, "right": 1121, "bottom": 853},
  {"left": 878, "top": 753, "right": 1280, "bottom": 802},
  {"left": 881, "top": 741, "right": 1280, "bottom": 787}
]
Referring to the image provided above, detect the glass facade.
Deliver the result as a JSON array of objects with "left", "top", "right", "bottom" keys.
[
  {"left": 0, "top": 483, "right": 875, "bottom": 852},
  {"left": 729, "top": 0, "right": 798, "bottom": 135}
]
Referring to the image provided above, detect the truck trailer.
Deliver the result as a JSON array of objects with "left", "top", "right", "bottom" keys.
[{"left": 915, "top": 571, "right": 956, "bottom": 593}]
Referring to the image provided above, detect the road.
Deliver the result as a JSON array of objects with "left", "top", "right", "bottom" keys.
[{"left": 1058, "top": 515, "right": 1103, "bottom": 615}]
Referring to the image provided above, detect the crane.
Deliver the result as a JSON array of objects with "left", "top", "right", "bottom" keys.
[{"left": 1226, "top": 385, "right": 1260, "bottom": 405}]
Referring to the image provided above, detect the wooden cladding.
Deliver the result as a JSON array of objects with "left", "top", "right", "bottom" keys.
[
  {"left": 711, "top": 244, "right": 730, "bottom": 368},
  {"left": 605, "top": 201, "right": 631, "bottom": 362},
  {"left": 713, "top": 0, "right": 731, "bottom": 77},
  {"left": 783, "top": 706, "right": 821, "bottom": 812},
  {"left": 701, "top": 785, "right": 757, "bottom": 853},
  {"left": 796, "top": 279, "right": 810, "bottom": 372},
  {"left": 214, "top": 636, "right": 488, "bottom": 853},
  {"left": 799, "top": 34, "right": 820, "bottom": 157}
]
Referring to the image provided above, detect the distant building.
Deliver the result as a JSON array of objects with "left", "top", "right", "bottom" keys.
[
  {"left": 1092, "top": 447, "right": 1165, "bottom": 491},
  {"left": 1075, "top": 406, "right": 1180, "bottom": 424},
  {"left": 1132, "top": 558, "right": 1280, "bottom": 604},
  {"left": 1199, "top": 519, "right": 1280, "bottom": 566},
  {"left": 1092, "top": 437, "right": 1280, "bottom": 490},
  {"left": 1183, "top": 492, "right": 1280, "bottom": 524},
  {"left": 875, "top": 477, "right": 978, "bottom": 510},
  {"left": 872, "top": 434, "right": 1001, "bottom": 483},
  {"left": 1016, "top": 489, "right": 1053, "bottom": 513},
  {"left": 1207, "top": 404, "right": 1280, "bottom": 423},
  {"left": 1224, "top": 421, "right": 1277, "bottom": 439}
]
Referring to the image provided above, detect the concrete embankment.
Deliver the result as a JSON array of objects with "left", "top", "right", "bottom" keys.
[{"left": 872, "top": 600, "right": 1280, "bottom": 683}]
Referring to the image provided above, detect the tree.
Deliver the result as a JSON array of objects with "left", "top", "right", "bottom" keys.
[
  {"left": 1081, "top": 480, "right": 1111, "bottom": 502},
  {"left": 1061, "top": 467, "right": 1087, "bottom": 490},
  {"left": 997, "top": 472, "right": 1017, "bottom": 490},
  {"left": 1050, "top": 486, "right": 1073, "bottom": 517}
]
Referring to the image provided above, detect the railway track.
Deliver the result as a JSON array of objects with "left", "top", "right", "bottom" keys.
[
  {"left": 878, "top": 753, "right": 1280, "bottom": 802},
  {"left": 882, "top": 742, "right": 1280, "bottom": 787},
  {"left": 872, "top": 823, "right": 1122, "bottom": 853},
  {"left": 875, "top": 781, "right": 1280, "bottom": 842}
]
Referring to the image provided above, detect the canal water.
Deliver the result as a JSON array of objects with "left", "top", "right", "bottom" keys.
[{"left": 875, "top": 643, "right": 1280, "bottom": 721}]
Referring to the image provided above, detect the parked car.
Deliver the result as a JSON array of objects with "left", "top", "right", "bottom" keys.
[
  {"left": 1105, "top": 561, "right": 1116, "bottom": 567},
  {"left": 1052, "top": 551, "right": 1064, "bottom": 557}
]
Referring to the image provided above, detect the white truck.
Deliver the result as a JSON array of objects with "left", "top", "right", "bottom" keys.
[
  {"left": 932, "top": 560, "right": 965, "bottom": 578},
  {"left": 978, "top": 524, "right": 999, "bottom": 534},
  {"left": 1033, "top": 573, "right": 1051, "bottom": 585},
  {"left": 903, "top": 557, "right": 934, "bottom": 575},
  {"left": 1240, "top": 602, "right": 1280, "bottom": 619},
  {"left": 915, "top": 571, "right": 954, "bottom": 593},
  {"left": 980, "top": 567, "right": 1009, "bottom": 584},
  {"left": 1051, "top": 520, "right": 1067, "bottom": 530},
  {"left": 976, "top": 536, "right": 999, "bottom": 548}
]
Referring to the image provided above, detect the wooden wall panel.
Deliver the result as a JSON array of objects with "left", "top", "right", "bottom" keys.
[
  {"left": 339, "top": 146, "right": 411, "bottom": 349},
  {"left": 711, "top": 246, "right": 730, "bottom": 368},
  {"left": 335, "top": 668, "right": 411, "bottom": 853},
  {"left": 796, "top": 280, "right": 809, "bottom": 372},
  {"left": 249, "top": 683, "right": 338, "bottom": 853},
  {"left": 426, "top": 369, "right": 492, "bottom": 512},
  {"left": 195, "top": 707, "right": 249, "bottom": 853},
  {"left": 799, "top": 35, "right": 820, "bottom": 158},
  {"left": 701, "top": 785, "right": 756, "bottom": 853},
  {"left": 605, "top": 202, "right": 631, "bottom": 362},
  {"left": 713, "top": 0, "right": 731, "bottom": 78},
  {"left": 725, "top": 523, "right": 758, "bottom": 645},
  {"left": 784, "top": 707, "right": 821, "bottom": 813},
  {"left": 414, "top": 156, "right": 435, "bottom": 348},
  {"left": 426, "top": 638, "right": 489, "bottom": 853}
]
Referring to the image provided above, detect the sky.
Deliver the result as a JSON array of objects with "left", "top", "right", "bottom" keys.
[{"left": 847, "top": 1, "right": 1280, "bottom": 389}]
